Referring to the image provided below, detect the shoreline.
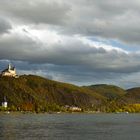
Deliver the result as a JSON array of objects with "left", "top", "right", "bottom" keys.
[{"left": 0, "top": 111, "right": 137, "bottom": 115}]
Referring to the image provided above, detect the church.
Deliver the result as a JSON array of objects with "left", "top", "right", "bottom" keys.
[{"left": 1, "top": 63, "right": 18, "bottom": 78}]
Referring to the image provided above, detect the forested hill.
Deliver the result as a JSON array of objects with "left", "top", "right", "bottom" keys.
[
  {"left": 0, "top": 75, "right": 105, "bottom": 111},
  {"left": 0, "top": 75, "right": 140, "bottom": 112},
  {"left": 84, "top": 84, "right": 126, "bottom": 100}
]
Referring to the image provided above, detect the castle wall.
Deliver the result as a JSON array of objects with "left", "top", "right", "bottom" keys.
[
  {"left": 8, "top": 69, "right": 16, "bottom": 75},
  {"left": 2, "top": 71, "right": 15, "bottom": 77}
]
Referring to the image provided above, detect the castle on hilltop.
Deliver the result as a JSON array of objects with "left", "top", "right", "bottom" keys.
[{"left": 0, "top": 63, "right": 18, "bottom": 78}]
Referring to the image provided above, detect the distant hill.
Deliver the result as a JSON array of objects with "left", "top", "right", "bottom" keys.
[
  {"left": 84, "top": 84, "right": 126, "bottom": 101},
  {"left": 0, "top": 75, "right": 106, "bottom": 111},
  {"left": 121, "top": 87, "right": 140, "bottom": 104}
]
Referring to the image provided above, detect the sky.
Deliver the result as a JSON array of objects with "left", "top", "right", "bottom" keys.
[{"left": 0, "top": 0, "right": 140, "bottom": 88}]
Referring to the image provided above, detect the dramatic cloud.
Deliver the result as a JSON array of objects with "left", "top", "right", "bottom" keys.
[
  {"left": 63, "top": 0, "right": 140, "bottom": 45},
  {"left": 0, "top": 30, "right": 140, "bottom": 73},
  {"left": 0, "top": 18, "right": 11, "bottom": 34},
  {"left": 1, "top": 0, "right": 140, "bottom": 44},
  {"left": 0, "top": 0, "right": 70, "bottom": 25}
]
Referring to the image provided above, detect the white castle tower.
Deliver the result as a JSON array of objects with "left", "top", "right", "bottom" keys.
[{"left": 1, "top": 63, "right": 18, "bottom": 78}]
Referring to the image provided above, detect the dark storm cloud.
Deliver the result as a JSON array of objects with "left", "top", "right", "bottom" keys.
[
  {"left": 0, "top": 33, "right": 140, "bottom": 74},
  {"left": 0, "top": 0, "right": 70, "bottom": 25},
  {"left": 62, "top": 0, "right": 140, "bottom": 45},
  {"left": 0, "top": 18, "right": 11, "bottom": 34},
  {"left": 1, "top": 0, "right": 140, "bottom": 44}
]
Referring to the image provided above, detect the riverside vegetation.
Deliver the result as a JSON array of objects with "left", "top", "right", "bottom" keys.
[{"left": 0, "top": 75, "right": 140, "bottom": 113}]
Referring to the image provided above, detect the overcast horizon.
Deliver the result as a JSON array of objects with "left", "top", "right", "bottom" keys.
[{"left": 1, "top": 0, "right": 140, "bottom": 89}]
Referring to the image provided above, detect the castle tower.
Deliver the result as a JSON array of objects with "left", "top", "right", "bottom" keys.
[
  {"left": 1, "top": 63, "right": 18, "bottom": 78},
  {"left": 8, "top": 63, "right": 12, "bottom": 70}
]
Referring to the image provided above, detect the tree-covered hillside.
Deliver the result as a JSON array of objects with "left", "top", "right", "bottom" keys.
[
  {"left": 0, "top": 75, "right": 140, "bottom": 113},
  {"left": 84, "top": 84, "right": 126, "bottom": 101},
  {"left": 0, "top": 75, "right": 105, "bottom": 112}
]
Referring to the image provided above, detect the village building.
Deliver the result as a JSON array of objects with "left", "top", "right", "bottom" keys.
[
  {"left": 65, "top": 105, "right": 82, "bottom": 112},
  {"left": 2, "top": 97, "right": 8, "bottom": 108},
  {"left": 69, "top": 106, "right": 82, "bottom": 112},
  {"left": 0, "top": 63, "right": 18, "bottom": 78},
  {"left": 2, "top": 101, "right": 8, "bottom": 108}
]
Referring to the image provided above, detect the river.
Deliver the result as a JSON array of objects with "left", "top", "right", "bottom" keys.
[{"left": 0, "top": 113, "right": 140, "bottom": 140}]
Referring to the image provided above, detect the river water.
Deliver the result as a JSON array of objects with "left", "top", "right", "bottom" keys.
[{"left": 0, "top": 113, "right": 140, "bottom": 140}]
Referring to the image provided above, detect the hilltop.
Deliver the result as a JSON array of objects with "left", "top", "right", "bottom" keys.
[
  {"left": 118, "top": 87, "right": 140, "bottom": 104},
  {"left": 84, "top": 84, "right": 126, "bottom": 101}
]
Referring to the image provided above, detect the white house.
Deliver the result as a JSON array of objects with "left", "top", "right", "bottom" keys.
[
  {"left": 2, "top": 101, "right": 8, "bottom": 108},
  {"left": 65, "top": 105, "right": 82, "bottom": 112},
  {"left": 2, "top": 97, "right": 8, "bottom": 108}
]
